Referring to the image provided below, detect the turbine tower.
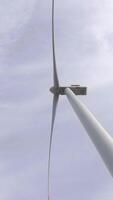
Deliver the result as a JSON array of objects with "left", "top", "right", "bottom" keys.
[{"left": 48, "top": 0, "right": 113, "bottom": 199}]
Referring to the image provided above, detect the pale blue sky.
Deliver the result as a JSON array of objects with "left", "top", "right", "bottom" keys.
[{"left": 0, "top": 0, "right": 113, "bottom": 199}]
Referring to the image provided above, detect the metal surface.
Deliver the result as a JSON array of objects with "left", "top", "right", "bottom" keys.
[
  {"left": 50, "top": 86, "right": 87, "bottom": 95},
  {"left": 52, "top": 0, "right": 59, "bottom": 87},
  {"left": 49, "top": 0, "right": 88, "bottom": 199},
  {"left": 48, "top": 0, "right": 59, "bottom": 199},
  {"left": 48, "top": 94, "right": 59, "bottom": 200},
  {"left": 65, "top": 88, "right": 113, "bottom": 177}
]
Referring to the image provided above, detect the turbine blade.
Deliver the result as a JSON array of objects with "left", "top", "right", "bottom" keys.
[
  {"left": 48, "top": 94, "right": 59, "bottom": 200},
  {"left": 52, "top": 0, "right": 59, "bottom": 87}
]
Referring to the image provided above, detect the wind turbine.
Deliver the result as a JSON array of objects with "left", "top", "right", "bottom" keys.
[{"left": 48, "top": 0, "right": 113, "bottom": 199}]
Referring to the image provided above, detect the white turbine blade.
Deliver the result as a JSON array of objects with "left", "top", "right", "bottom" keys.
[
  {"left": 48, "top": 94, "right": 59, "bottom": 200},
  {"left": 65, "top": 88, "right": 113, "bottom": 177},
  {"left": 52, "top": 0, "right": 59, "bottom": 87}
]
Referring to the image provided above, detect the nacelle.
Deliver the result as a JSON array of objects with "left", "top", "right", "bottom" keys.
[{"left": 50, "top": 86, "right": 87, "bottom": 95}]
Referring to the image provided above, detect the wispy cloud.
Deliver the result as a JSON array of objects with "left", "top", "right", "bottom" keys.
[{"left": 0, "top": 0, "right": 113, "bottom": 199}]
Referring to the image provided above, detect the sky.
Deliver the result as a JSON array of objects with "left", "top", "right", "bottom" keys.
[{"left": 0, "top": 0, "right": 113, "bottom": 199}]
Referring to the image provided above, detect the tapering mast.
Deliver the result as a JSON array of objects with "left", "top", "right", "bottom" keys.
[{"left": 65, "top": 88, "right": 113, "bottom": 176}]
